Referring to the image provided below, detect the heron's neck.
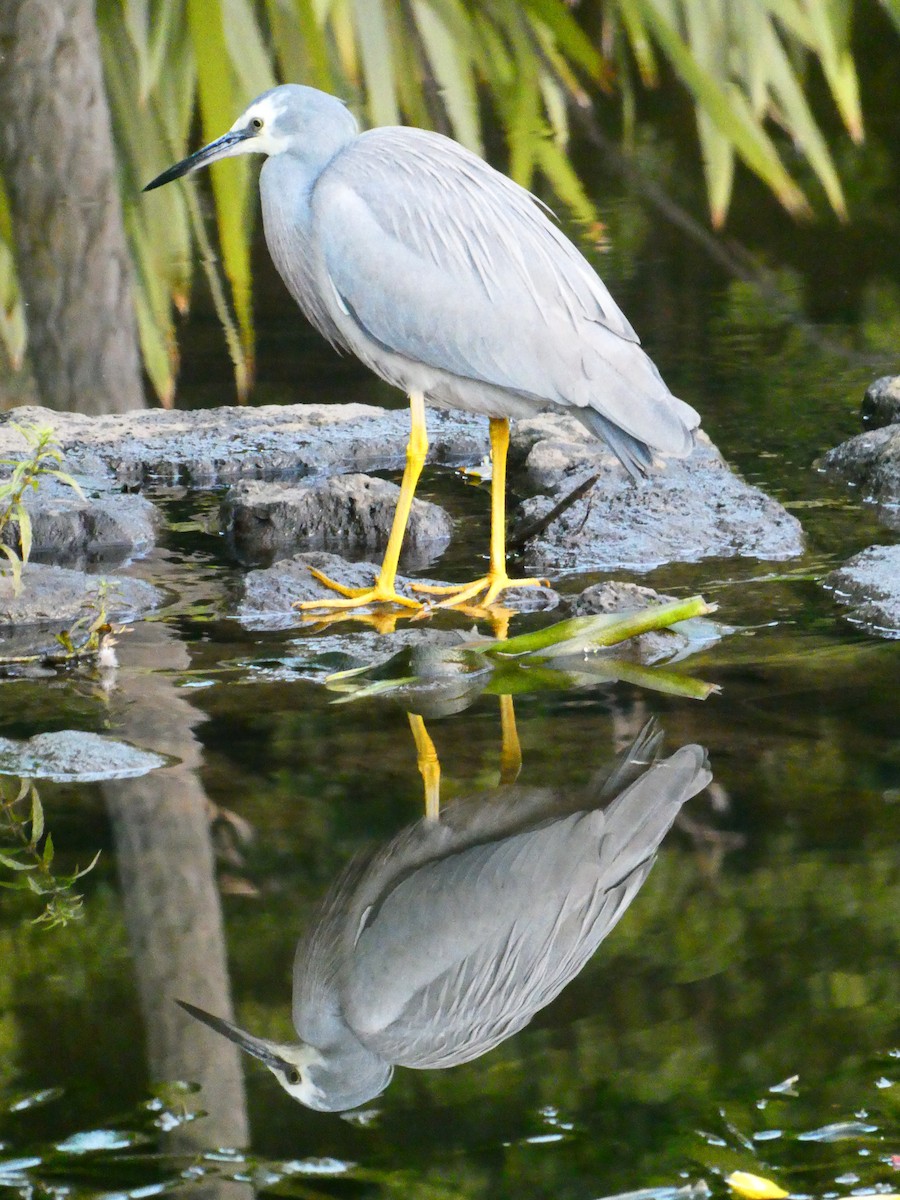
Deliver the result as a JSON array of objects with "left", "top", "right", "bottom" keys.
[{"left": 259, "top": 152, "right": 345, "bottom": 346}]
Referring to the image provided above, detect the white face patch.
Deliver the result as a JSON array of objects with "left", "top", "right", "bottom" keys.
[
  {"left": 266, "top": 1042, "right": 328, "bottom": 1109},
  {"left": 229, "top": 94, "right": 293, "bottom": 157}
]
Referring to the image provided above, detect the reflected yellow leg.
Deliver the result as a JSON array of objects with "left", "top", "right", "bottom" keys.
[
  {"left": 295, "top": 392, "right": 427, "bottom": 612},
  {"left": 413, "top": 417, "right": 548, "bottom": 609},
  {"left": 408, "top": 712, "right": 441, "bottom": 822},
  {"left": 498, "top": 694, "right": 522, "bottom": 785}
]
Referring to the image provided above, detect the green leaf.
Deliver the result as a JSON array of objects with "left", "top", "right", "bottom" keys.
[
  {"left": 879, "top": 0, "right": 900, "bottom": 36},
  {"left": 222, "top": 0, "right": 277, "bottom": 100},
  {"left": 186, "top": 0, "right": 255, "bottom": 394},
  {"left": 42, "top": 833, "right": 54, "bottom": 867},
  {"left": 477, "top": 596, "right": 715, "bottom": 658},
  {"left": 73, "top": 851, "right": 102, "bottom": 881},
  {"left": 352, "top": 0, "right": 400, "bottom": 126},
  {"left": 517, "top": 0, "right": 604, "bottom": 79},
  {"left": 54, "top": 631, "right": 75, "bottom": 654},
  {"left": 29, "top": 788, "right": 44, "bottom": 847},
  {"left": 0, "top": 542, "right": 23, "bottom": 596},
  {"left": 411, "top": 0, "right": 483, "bottom": 152},
  {"left": 0, "top": 851, "right": 33, "bottom": 872},
  {"left": 15, "top": 504, "right": 32, "bottom": 564},
  {"left": 633, "top": 0, "right": 811, "bottom": 223}
]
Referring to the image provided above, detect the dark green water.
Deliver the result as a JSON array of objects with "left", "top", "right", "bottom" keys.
[{"left": 2, "top": 122, "right": 899, "bottom": 1200}]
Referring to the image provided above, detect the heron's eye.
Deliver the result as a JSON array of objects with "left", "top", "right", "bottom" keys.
[
  {"left": 250, "top": 116, "right": 264, "bottom": 133},
  {"left": 285, "top": 1068, "right": 301, "bottom": 1086}
]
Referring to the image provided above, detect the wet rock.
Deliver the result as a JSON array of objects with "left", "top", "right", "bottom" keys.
[
  {"left": 4, "top": 475, "right": 158, "bottom": 566},
  {"left": 817, "top": 424, "right": 900, "bottom": 504},
  {"left": 238, "top": 551, "right": 560, "bottom": 630},
  {"left": 566, "top": 580, "right": 716, "bottom": 665},
  {"left": 823, "top": 545, "right": 900, "bottom": 637},
  {"left": 568, "top": 580, "right": 678, "bottom": 615},
  {"left": 512, "top": 416, "right": 803, "bottom": 572},
  {"left": 0, "top": 730, "right": 168, "bottom": 782},
  {"left": 861, "top": 375, "right": 900, "bottom": 430},
  {"left": 1, "top": 404, "right": 487, "bottom": 488},
  {"left": 222, "top": 474, "right": 452, "bottom": 569},
  {"left": 0, "top": 564, "right": 161, "bottom": 658}
]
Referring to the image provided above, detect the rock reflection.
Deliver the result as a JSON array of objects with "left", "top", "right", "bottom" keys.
[{"left": 182, "top": 715, "right": 711, "bottom": 1113}]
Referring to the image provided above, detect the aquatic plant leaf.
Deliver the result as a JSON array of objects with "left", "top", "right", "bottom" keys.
[{"left": 476, "top": 596, "right": 715, "bottom": 658}]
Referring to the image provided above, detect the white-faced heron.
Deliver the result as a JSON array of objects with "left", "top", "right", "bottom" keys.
[
  {"left": 145, "top": 86, "right": 701, "bottom": 612},
  {"left": 177, "top": 722, "right": 710, "bottom": 1111}
]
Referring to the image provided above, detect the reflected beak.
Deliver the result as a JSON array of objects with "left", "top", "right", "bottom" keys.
[
  {"left": 143, "top": 126, "right": 256, "bottom": 192},
  {"left": 176, "top": 999, "right": 289, "bottom": 1072}
]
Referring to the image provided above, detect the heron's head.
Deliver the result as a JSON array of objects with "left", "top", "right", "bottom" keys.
[
  {"left": 144, "top": 85, "right": 358, "bottom": 192},
  {"left": 177, "top": 999, "right": 391, "bottom": 1113}
]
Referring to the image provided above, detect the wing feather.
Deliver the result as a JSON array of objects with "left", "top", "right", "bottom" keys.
[{"left": 313, "top": 127, "right": 699, "bottom": 459}]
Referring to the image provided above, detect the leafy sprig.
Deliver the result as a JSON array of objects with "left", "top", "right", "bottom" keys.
[
  {"left": 0, "top": 778, "right": 100, "bottom": 928},
  {"left": 0, "top": 423, "right": 84, "bottom": 595}
]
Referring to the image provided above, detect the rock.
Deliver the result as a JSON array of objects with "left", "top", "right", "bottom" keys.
[
  {"left": 222, "top": 474, "right": 452, "bottom": 569},
  {"left": 1, "top": 403, "right": 488, "bottom": 488},
  {"left": 823, "top": 545, "right": 900, "bottom": 637},
  {"left": 565, "top": 580, "right": 719, "bottom": 664},
  {"left": 238, "top": 551, "right": 560, "bottom": 630},
  {"left": 817, "top": 424, "right": 900, "bottom": 505},
  {"left": 0, "top": 730, "right": 168, "bottom": 782},
  {"left": 0, "top": 563, "right": 162, "bottom": 658},
  {"left": 861, "top": 375, "right": 900, "bottom": 430},
  {"left": 3, "top": 475, "right": 158, "bottom": 566},
  {"left": 568, "top": 580, "right": 678, "bottom": 615},
  {"left": 512, "top": 417, "right": 803, "bottom": 572}
]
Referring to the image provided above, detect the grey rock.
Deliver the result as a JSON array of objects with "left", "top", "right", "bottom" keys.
[
  {"left": 565, "top": 581, "right": 691, "bottom": 664},
  {"left": 823, "top": 545, "right": 900, "bottom": 637},
  {"left": 0, "top": 563, "right": 161, "bottom": 658},
  {"left": 568, "top": 580, "right": 678, "bottom": 615},
  {"left": 222, "top": 474, "right": 452, "bottom": 569},
  {"left": 0, "top": 730, "right": 168, "bottom": 782},
  {"left": 817, "top": 424, "right": 900, "bottom": 504},
  {"left": 4, "top": 475, "right": 159, "bottom": 566},
  {"left": 238, "top": 551, "right": 560, "bottom": 630},
  {"left": 513, "top": 418, "right": 803, "bottom": 572},
  {"left": 861, "top": 375, "right": 900, "bottom": 430},
  {"left": 1, "top": 403, "right": 487, "bottom": 488}
]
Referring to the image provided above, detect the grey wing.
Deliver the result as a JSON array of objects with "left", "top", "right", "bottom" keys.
[
  {"left": 342, "top": 744, "right": 709, "bottom": 1070},
  {"left": 313, "top": 127, "right": 699, "bottom": 462}
]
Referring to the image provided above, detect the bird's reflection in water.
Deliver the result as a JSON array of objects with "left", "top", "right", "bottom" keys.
[{"left": 180, "top": 712, "right": 711, "bottom": 1112}]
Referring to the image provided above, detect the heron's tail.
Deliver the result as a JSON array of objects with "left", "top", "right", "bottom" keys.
[{"left": 596, "top": 738, "right": 711, "bottom": 882}]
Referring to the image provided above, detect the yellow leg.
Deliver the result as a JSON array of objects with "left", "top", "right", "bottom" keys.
[
  {"left": 498, "top": 694, "right": 522, "bottom": 785},
  {"left": 408, "top": 712, "right": 441, "bottom": 822},
  {"left": 413, "top": 417, "right": 548, "bottom": 609},
  {"left": 295, "top": 393, "right": 428, "bottom": 612}
]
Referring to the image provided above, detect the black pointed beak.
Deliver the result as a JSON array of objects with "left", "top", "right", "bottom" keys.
[
  {"left": 143, "top": 127, "right": 255, "bottom": 192},
  {"left": 176, "top": 999, "right": 288, "bottom": 1071}
]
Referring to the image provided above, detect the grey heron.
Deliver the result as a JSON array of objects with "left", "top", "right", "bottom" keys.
[{"left": 145, "top": 85, "right": 701, "bottom": 612}]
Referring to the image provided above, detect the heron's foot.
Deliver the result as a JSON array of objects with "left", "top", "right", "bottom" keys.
[
  {"left": 293, "top": 567, "right": 423, "bottom": 612},
  {"left": 411, "top": 572, "right": 550, "bottom": 610}
]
